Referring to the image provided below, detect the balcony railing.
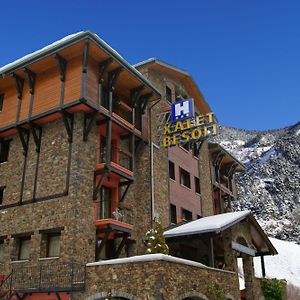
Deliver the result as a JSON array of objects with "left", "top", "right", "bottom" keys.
[
  {"left": 100, "top": 146, "right": 132, "bottom": 171},
  {"left": 5, "top": 262, "right": 86, "bottom": 294}
]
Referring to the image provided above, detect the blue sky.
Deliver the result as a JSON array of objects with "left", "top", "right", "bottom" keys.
[{"left": 0, "top": 0, "right": 299, "bottom": 130}]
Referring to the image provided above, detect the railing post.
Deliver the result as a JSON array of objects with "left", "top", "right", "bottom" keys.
[
  {"left": 70, "top": 262, "right": 74, "bottom": 289},
  {"left": 9, "top": 271, "right": 13, "bottom": 297}
]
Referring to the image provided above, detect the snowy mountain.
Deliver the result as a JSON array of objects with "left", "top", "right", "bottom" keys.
[
  {"left": 212, "top": 122, "right": 300, "bottom": 244},
  {"left": 239, "top": 238, "right": 300, "bottom": 289}
]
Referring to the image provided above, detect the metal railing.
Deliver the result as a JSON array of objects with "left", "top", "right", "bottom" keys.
[
  {"left": 100, "top": 146, "right": 132, "bottom": 171},
  {"left": 0, "top": 273, "right": 13, "bottom": 300},
  {"left": 7, "top": 262, "right": 86, "bottom": 293}
]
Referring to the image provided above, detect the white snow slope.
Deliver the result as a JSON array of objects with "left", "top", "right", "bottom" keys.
[{"left": 254, "top": 238, "right": 300, "bottom": 287}]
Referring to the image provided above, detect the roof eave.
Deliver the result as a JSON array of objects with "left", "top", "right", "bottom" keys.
[{"left": 0, "top": 31, "right": 161, "bottom": 98}]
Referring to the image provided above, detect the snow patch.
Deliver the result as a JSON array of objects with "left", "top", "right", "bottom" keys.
[
  {"left": 254, "top": 238, "right": 300, "bottom": 287},
  {"left": 0, "top": 32, "right": 84, "bottom": 74},
  {"left": 86, "top": 254, "right": 234, "bottom": 274}
]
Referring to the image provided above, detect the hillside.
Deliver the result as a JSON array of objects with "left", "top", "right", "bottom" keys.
[
  {"left": 211, "top": 122, "right": 300, "bottom": 243},
  {"left": 238, "top": 238, "right": 300, "bottom": 289}
]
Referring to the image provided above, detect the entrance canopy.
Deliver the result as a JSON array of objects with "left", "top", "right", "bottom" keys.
[{"left": 164, "top": 211, "right": 277, "bottom": 256}]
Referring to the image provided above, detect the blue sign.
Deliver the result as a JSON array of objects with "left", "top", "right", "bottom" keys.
[{"left": 171, "top": 98, "right": 195, "bottom": 123}]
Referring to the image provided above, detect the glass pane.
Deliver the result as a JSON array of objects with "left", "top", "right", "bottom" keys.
[
  {"left": 19, "top": 239, "right": 30, "bottom": 260},
  {"left": 98, "top": 187, "right": 111, "bottom": 219},
  {"left": 48, "top": 235, "right": 60, "bottom": 257}
]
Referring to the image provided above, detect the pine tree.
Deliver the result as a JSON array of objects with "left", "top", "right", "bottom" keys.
[{"left": 145, "top": 218, "right": 169, "bottom": 255}]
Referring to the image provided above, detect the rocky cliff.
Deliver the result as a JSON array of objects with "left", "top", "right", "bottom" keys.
[{"left": 212, "top": 122, "right": 300, "bottom": 243}]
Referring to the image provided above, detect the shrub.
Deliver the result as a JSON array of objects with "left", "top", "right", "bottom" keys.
[{"left": 260, "top": 278, "right": 286, "bottom": 300}]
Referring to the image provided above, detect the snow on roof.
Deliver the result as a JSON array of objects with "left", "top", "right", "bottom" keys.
[
  {"left": 0, "top": 31, "right": 160, "bottom": 96},
  {"left": 0, "top": 32, "right": 85, "bottom": 75},
  {"left": 86, "top": 253, "right": 234, "bottom": 274},
  {"left": 164, "top": 211, "right": 251, "bottom": 238}
]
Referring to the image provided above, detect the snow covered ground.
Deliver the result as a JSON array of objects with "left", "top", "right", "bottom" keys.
[{"left": 239, "top": 237, "right": 300, "bottom": 289}]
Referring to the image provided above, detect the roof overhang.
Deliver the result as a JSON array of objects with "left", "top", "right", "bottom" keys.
[
  {"left": 209, "top": 142, "right": 246, "bottom": 172},
  {"left": 164, "top": 211, "right": 277, "bottom": 256},
  {"left": 0, "top": 31, "right": 161, "bottom": 101},
  {"left": 134, "top": 58, "right": 213, "bottom": 116}
]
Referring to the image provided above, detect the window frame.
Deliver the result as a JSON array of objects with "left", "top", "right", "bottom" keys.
[
  {"left": 169, "top": 161, "right": 175, "bottom": 180},
  {"left": 170, "top": 204, "right": 177, "bottom": 224},
  {"left": 0, "top": 139, "right": 11, "bottom": 163},
  {"left": 179, "top": 167, "right": 191, "bottom": 189},
  {"left": 194, "top": 176, "right": 201, "bottom": 194},
  {"left": 0, "top": 186, "right": 4, "bottom": 205},
  {"left": 181, "top": 208, "right": 193, "bottom": 222},
  {"left": 46, "top": 232, "right": 61, "bottom": 258},
  {"left": 18, "top": 236, "right": 31, "bottom": 261},
  {"left": 165, "top": 86, "right": 172, "bottom": 103}
]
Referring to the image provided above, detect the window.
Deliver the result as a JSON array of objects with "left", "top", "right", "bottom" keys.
[
  {"left": 47, "top": 233, "right": 61, "bottom": 257},
  {"left": 182, "top": 208, "right": 192, "bottom": 222},
  {"left": 18, "top": 237, "right": 31, "bottom": 260},
  {"left": 0, "top": 239, "right": 4, "bottom": 260},
  {"left": 169, "top": 161, "right": 175, "bottom": 180},
  {"left": 0, "top": 140, "right": 11, "bottom": 163},
  {"left": 181, "top": 143, "right": 189, "bottom": 151},
  {"left": 195, "top": 177, "right": 200, "bottom": 194},
  {"left": 0, "top": 94, "right": 3, "bottom": 112},
  {"left": 0, "top": 187, "right": 4, "bottom": 205},
  {"left": 170, "top": 204, "right": 177, "bottom": 224},
  {"left": 166, "top": 86, "right": 172, "bottom": 103},
  {"left": 98, "top": 186, "right": 112, "bottom": 219},
  {"left": 192, "top": 144, "right": 198, "bottom": 157},
  {"left": 179, "top": 167, "right": 191, "bottom": 188}
]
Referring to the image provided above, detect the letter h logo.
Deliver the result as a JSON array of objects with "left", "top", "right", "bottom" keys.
[{"left": 171, "top": 98, "right": 194, "bottom": 122}]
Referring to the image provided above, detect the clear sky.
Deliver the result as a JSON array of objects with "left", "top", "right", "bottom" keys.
[{"left": 0, "top": 0, "right": 299, "bottom": 130}]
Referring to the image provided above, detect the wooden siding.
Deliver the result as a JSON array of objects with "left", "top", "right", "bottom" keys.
[
  {"left": 0, "top": 87, "right": 18, "bottom": 128},
  {"left": 31, "top": 65, "right": 61, "bottom": 116},
  {"left": 86, "top": 57, "right": 98, "bottom": 105},
  {"left": 64, "top": 56, "right": 82, "bottom": 103},
  {"left": 19, "top": 82, "right": 31, "bottom": 121},
  {"left": 0, "top": 56, "right": 83, "bottom": 130}
]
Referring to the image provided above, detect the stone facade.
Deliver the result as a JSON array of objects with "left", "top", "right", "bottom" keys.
[
  {"left": 0, "top": 112, "right": 97, "bottom": 275},
  {"left": 82, "top": 258, "right": 240, "bottom": 300}
]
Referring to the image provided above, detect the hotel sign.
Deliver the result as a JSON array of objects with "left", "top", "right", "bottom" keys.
[{"left": 163, "top": 98, "right": 217, "bottom": 148}]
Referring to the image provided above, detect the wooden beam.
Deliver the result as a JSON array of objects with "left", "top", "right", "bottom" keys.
[
  {"left": 61, "top": 111, "right": 74, "bottom": 143},
  {"left": 115, "top": 234, "right": 129, "bottom": 258},
  {"left": 261, "top": 255, "right": 266, "bottom": 277},
  {"left": 93, "top": 171, "right": 108, "bottom": 199},
  {"left": 81, "top": 41, "right": 89, "bottom": 98},
  {"left": 83, "top": 112, "right": 96, "bottom": 141}
]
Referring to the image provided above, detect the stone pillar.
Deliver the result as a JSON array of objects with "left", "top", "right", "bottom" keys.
[
  {"left": 243, "top": 255, "right": 255, "bottom": 300},
  {"left": 223, "top": 229, "right": 238, "bottom": 273},
  {"left": 198, "top": 141, "right": 214, "bottom": 216}
]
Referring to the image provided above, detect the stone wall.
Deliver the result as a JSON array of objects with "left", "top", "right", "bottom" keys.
[
  {"left": 82, "top": 257, "right": 240, "bottom": 300},
  {"left": 198, "top": 141, "right": 214, "bottom": 216},
  {"left": 0, "top": 112, "right": 97, "bottom": 276}
]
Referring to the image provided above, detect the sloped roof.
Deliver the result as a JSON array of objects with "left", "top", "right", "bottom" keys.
[
  {"left": 208, "top": 142, "right": 246, "bottom": 172},
  {"left": 134, "top": 58, "right": 213, "bottom": 115},
  {"left": 0, "top": 31, "right": 160, "bottom": 97},
  {"left": 164, "top": 211, "right": 251, "bottom": 238},
  {"left": 164, "top": 211, "right": 277, "bottom": 255}
]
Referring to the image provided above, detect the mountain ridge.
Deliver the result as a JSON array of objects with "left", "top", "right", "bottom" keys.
[{"left": 211, "top": 121, "right": 300, "bottom": 244}]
